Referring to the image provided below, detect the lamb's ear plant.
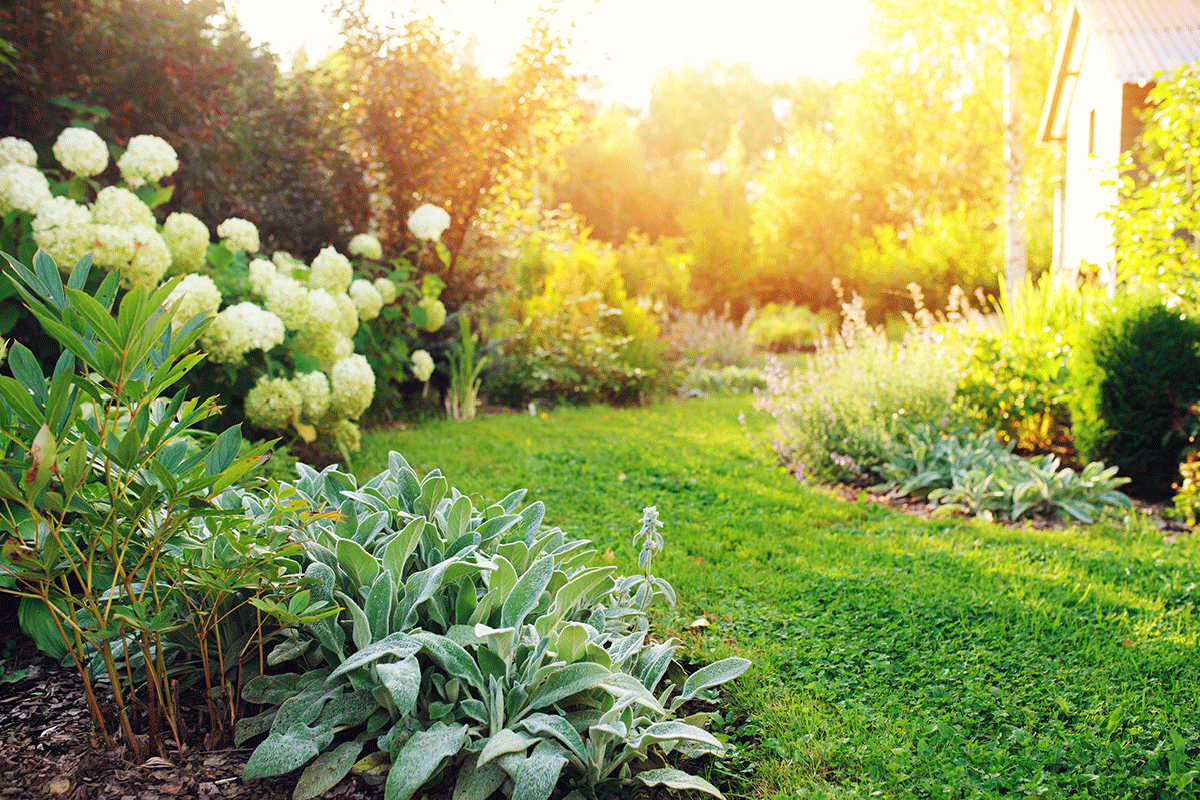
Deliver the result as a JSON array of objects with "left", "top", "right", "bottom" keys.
[
  {"left": 0, "top": 249, "right": 330, "bottom": 759},
  {"left": 238, "top": 455, "right": 750, "bottom": 800}
]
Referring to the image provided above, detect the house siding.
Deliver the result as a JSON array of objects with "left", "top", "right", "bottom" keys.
[{"left": 1061, "top": 32, "right": 1124, "bottom": 279}]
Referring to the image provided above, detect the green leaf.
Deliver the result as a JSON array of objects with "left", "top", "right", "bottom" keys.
[
  {"left": 364, "top": 570, "right": 394, "bottom": 642},
  {"left": 336, "top": 537, "right": 380, "bottom": 589},
  {"left": 204, "top": 425, "right": 242, "bottom": 476},
  {"left": 384, "top": 723, "right": 468, "bottom": 800},
  {"left": 501, "top": 555, "right": 553, "bottom": 630},
  {"left": 478, "top": 728, "right": 534, "bottom": 767},
  {"left": 376, "top": 658, "right": 421, "bottom": 716},
  {"left": 294, "top": 740, "right": 363, "bottom": 800},
  {"left": 630, "top": 720, "right": 723, "bottom": 753},
  {"left": 327, "top": 632, "right": 420, "bottom": 682},
  {"left": 382, "top": 516, "right": 424, "bottom": 581},
  {"left": 243, "top": 723, "right": 335, "bottom": 781},
  {"left": 510, "top": 740, "right": 568, "bottom": 800},
  {"left": 452, "top": 752, "right": 507, "bottom": 800},
  {"left": 517, "top": 713, "right": 586, "bottom": 760},
  {"left": 411, "top": 631, "right": 485, "bottom": 691},
  {"left": 528, "top": 662, "right": 611, "bottom": 711},
  {"left": 635, "top": 768, "right": 724, "bottom": 798},
  {"left": 680, "top": 657, "right": 751, "bottom": 701},
  {"left": 7, "top": 343, "right": 47, "bottom": 407}
]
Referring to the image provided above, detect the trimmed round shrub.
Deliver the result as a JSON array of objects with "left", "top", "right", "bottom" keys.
[{"left": 1068, "top": 293, "right": 1200, "bottom": 498}]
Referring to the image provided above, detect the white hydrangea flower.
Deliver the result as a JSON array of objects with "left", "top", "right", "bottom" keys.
[
  {"left": 116, "top": 134, "right": 179, "bottom": 188},
  {"left": 90, "top": 224, "right": 135, "bottom": 271},
  {"left": 293, "top": 370, "right": 331, "bottom": 423},
  {"left": 245, "top": 375, "right": 302, "bottom": 432},
  {"left": 407, "top": 203, "right": 451, "bottom": 242},
  {"left": 0, "top": 164, "right": 53, "bottom": 215},
  {"left": 217, "top": 217, "right": 260, "bottom": 254},
  {"left": 348, "top": 233, "right": 383, "bottom": 260},
  {"left": 165, "top": 273, "right": 222, "bottom": 331},
  {"left": 52, "top": 128, "right": 108, "bottom": 177},
  {"left": 334, "top": 292, "right": 359, "bottom": 338},
  {"left": 272, "top": 251, "right": 303, "bottom": 272},
  {"left": 301, "top": 289, "right": 339, "bottom": 337},
  {"left": 202, "top": 302, "right": 284, "bottom": 364},
  {"left": 329, "top": 354, "right": 375, "bottom": 420},
  {"left": 373, "top": 278, "right": 397, "bottom": 305},
  {"left": 0, "top": 137, "right": 37, "bottom": 168},
  {"left": 294, "top": 328, "right": 353, "bottom": 373},
  {"left": 248, "top": 258, "right": 276, "bottom": 295},
  {"left": 263, "top": 275, "right": 311, "bottom": 329},
  {"left": 162, "top": 212, "right": 210, "bottom": 275},
  {"left": 121, "top": 225, "right": 172, "bottom": 288},
  {"left": 32, "top": 197, "right": 95, "bottom": 272},
  {"left": 411, "top": 349, "right": 435, "bottom": 382},
  {"left": 349, "top": 279, "right": 383, "bottom": 321},
  {"left": 418, "top": 296, "right": 446, "bottom": 332},
  {"left": 320, "top": 417, "right": 362, "bottom": 456},
  {"left": 310, "top": 246, "right": 352, "bottom": 294},
  {"left": 92, "top": 186, "right": 156, "bottom": 229}
]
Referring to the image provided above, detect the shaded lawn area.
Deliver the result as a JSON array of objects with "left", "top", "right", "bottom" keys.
[{"left": 356, "top": 396, "right": 1200, "bottom": 800}]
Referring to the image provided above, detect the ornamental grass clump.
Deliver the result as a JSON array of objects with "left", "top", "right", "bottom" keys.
[
  {"left": 755, "top": 281, "right": 971, "bottom": 482},
  {"left": 234, "top": 455, "right": 749, "bottom": 800}
]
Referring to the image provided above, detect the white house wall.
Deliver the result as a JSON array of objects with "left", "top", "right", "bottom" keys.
[{"left": 1062, "top": 29, "right": 1124, "bottom": 281}]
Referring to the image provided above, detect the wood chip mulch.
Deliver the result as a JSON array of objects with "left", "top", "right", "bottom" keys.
[{"left": 0, "top": 608, "right": 387, "bottom": 800}]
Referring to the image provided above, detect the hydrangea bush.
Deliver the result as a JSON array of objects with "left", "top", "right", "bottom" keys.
[{"left": 0, "top": 127, "right": 451, "bottom": 459}]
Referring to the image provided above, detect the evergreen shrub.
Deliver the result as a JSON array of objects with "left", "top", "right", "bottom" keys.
[{"left": 1068, "top": 293, "right": 1200, "bottom": 498}]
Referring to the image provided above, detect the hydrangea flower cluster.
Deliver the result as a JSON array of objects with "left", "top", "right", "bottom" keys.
[
  {"left": 162, "top": 212, "right": 210, "bottom": 274},
  {"left": 407, "top": 203, "right": 451, "bottom": 242},
  {"left": 2, "top": 127, "right": 439, "bottom": 457},
  {"left": 0, "top": 164, "right": 53, "bottom": 215},
  {"left": 348, "top": 233, "right": 383, "bottom": 261},
  {"left": 217, "top": 217, "right": 260, "bottom": 254},
  {"left": 0, "top": 137, "right": 38, "bottom": 168},
  {"left": 411, "top": 349, "right": 435, "bottom": 382},
  {"left": 116, "top": 135, "right": 179, "bottom": 188},
  {"left": 418, "top": 296, "right": 446, "bottom": 331},
  {"left": 52, "top": 128, "right": 109, "bottom": 177}
]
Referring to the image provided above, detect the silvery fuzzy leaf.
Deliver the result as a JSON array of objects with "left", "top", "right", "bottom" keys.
[
  {"left": 509, "top": 740, "right": 568, "bottom": 800},
  {"left": 384, "top": 722, "right": 468, "bottom": 800},
  {"left": 478, "top": 728, "right": 535, "bottom": 767},
  {"left": 635, "top": 767, "right": 724, "bottom": 798},
  {"left": 681, "top": 657, "right": 752, "bottom": 701}
]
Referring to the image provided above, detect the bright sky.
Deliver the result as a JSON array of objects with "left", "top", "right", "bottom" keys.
[{"left": 229, "top": 0, "right": 873, "bottom": 108}]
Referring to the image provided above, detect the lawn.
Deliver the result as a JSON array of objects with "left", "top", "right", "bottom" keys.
[{"left": 356, "top": 395, "right": 1200, "bottom": 799}]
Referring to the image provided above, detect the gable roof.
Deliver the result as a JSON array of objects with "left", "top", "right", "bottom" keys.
[{"left": 1038, "top": 0, "right": 1200, "bottom": 143}]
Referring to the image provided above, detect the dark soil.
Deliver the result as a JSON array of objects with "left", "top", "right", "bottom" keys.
[{"left": 0, "top": 601, "right": 386, "bottom": 800}]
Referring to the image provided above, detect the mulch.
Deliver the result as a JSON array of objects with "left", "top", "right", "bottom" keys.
[{"left": 0, "top": 605, "right": 386, "bottom": 800}]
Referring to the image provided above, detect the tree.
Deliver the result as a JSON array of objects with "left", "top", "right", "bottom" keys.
[{"left": 334, "top": 2, "right": 579, "bottom": 303}]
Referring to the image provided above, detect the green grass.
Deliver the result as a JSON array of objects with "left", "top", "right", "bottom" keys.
[{"left": 355, "top": 396, "right": 1200, "bottom": 799}]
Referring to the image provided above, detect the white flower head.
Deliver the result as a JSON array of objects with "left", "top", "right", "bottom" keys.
[
  {"left": 330, "top": 354, "right": 375, "bottom": 420},
  {"left": 202, "top": 302, "right": 284, "bottom": 364},
  {"left": 245, "top": 376, "right": 302, "bottom": 432},
  {"left": 321, "top": 417, "right": 362, "bottom": 456},
  {"left": 165, "top": 273, "right": 222, "bottom": 331},
  {"left": 217, "top": 217, "right": 260, "bottom": 254},
  {"left": 53, "top": 128, "right": 108, "bottom": 177},
  {"left": 294, "top": 370, "right": 332, "bottom": 423},
  {"left": 411, "top": 349, "right": 435, "bottom": 382},
  {"left": 310, "top": 246, "right": 353, "bottom": 294},
  {"left": 90, "top": 224, "right": 135, "bottom": 271},
  {"left": 373, "top": 277, "right": 397, "bottom": 305},
  {"left": 0, "top": 164, "right": 52, "bottom": 215},
  {"left": 407, "top": 203, "right": 451, "bottom": 242},
  {"left": 248, "top": 258, "right": 277, "bottom": 295},
  {"left": 333, "top": 292, "right": 359, "bottom": 338},
  {"left": 92, "top": 186, "right": 156, "bottom": 229},
  {"left": 272, "top": 251, "right": 304, "bottom": 272},
  {"left": 0, "top": 137, "right": 37, "bottom": 168},
  {"left": 418, "top": 296, "right": 446, "bottom": 332},
  {"left": 117, "top": 134, "right": 178, "bottom": 188},
  {"left": 121, "top": 225, "right": 172, "bottom": 288},
  {"left": 348, "top": 233, "right": 383, "bottom": 260},
  {"left": 263, "top": 275, "right": 311, "bottom": 329},
  {"left": 349, "top": 279, "right": 384, "bottom": 321},
  {"left": 301, "top": 289, "right": 339, "bottom": 337},
  {"left": 162, "top": 212, "right": 210, "bottom": 274},
  {"left": 32, "top": 197, "right": 95, "bottom": 273}
]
